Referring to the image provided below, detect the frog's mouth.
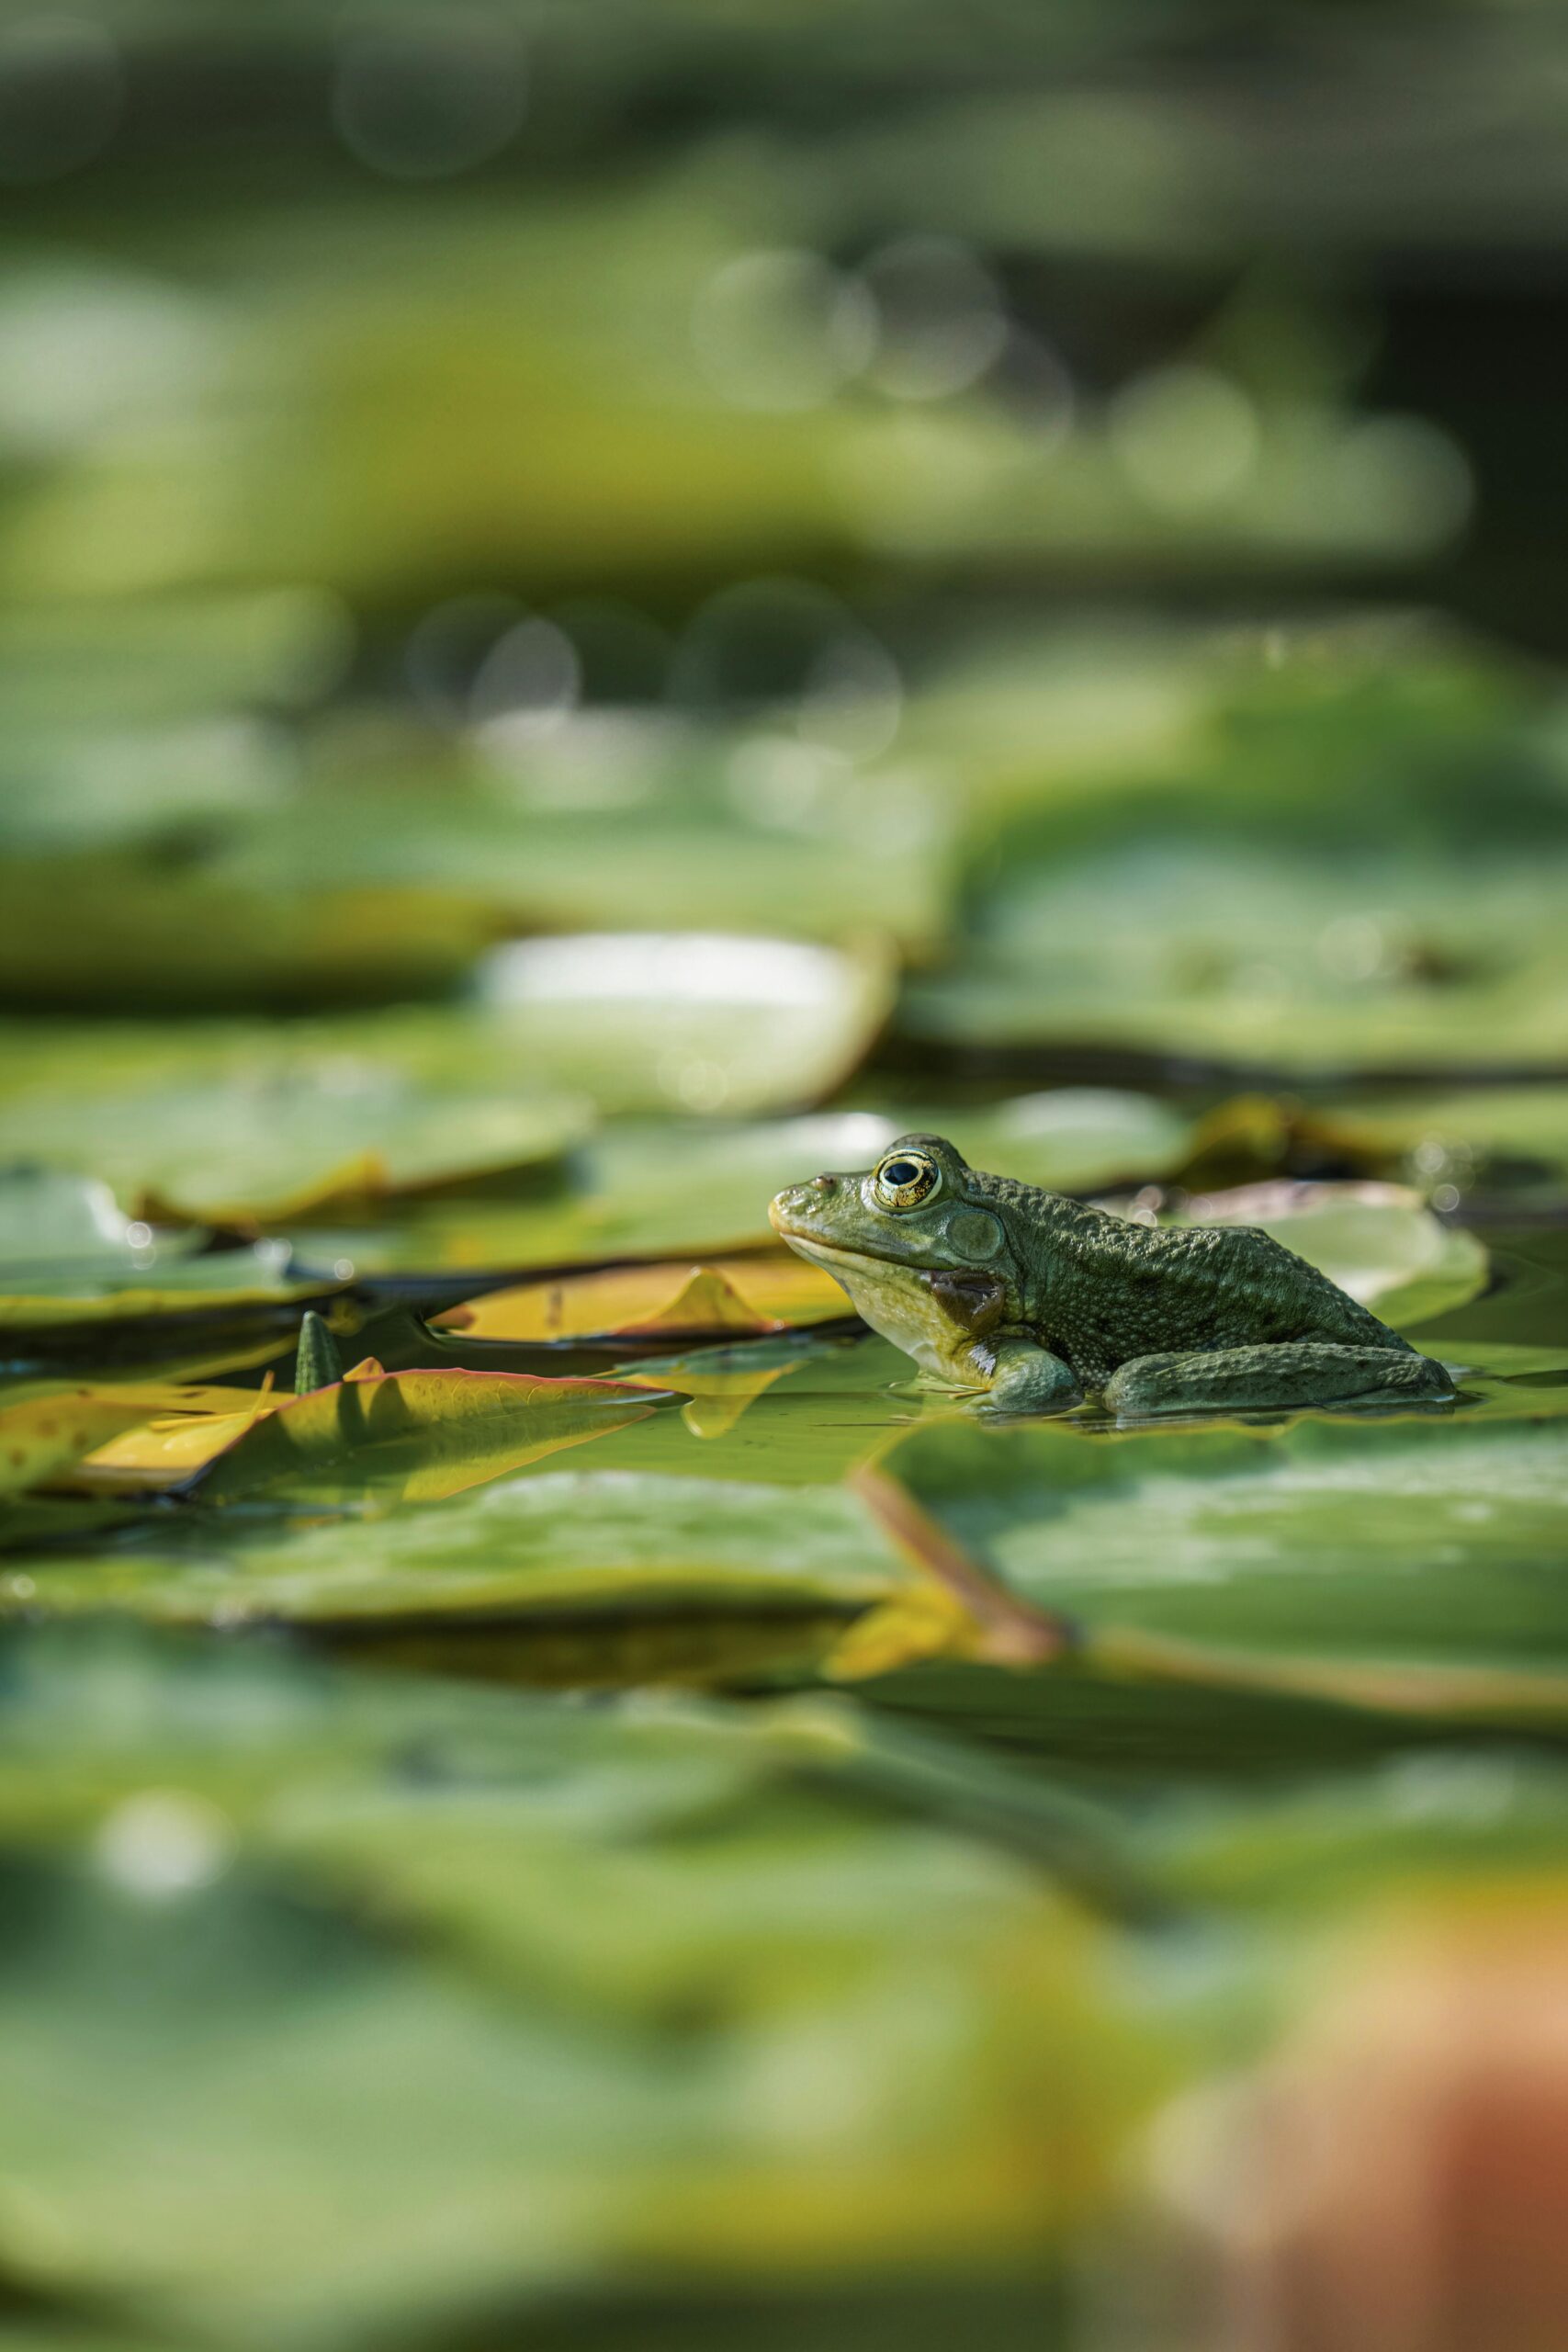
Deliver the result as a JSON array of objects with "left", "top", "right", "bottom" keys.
[{"left": 767, "top": 1212, "right": 934, "bottom": 1278}]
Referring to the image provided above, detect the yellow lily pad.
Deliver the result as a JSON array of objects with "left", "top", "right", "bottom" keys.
[
  {"left": 190, "top": 1362, "right": 666, "bottom": 1507},
  {"left": 0, "top": 1385, "right": 197, "bottom": 1498},
  {"left": 436, "top": 1252, "right": 849, "bottom": 1343}
]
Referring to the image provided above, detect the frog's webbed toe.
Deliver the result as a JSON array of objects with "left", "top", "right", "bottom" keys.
[{"left": 1103, "top": 1341, "right": 1453, "bottom": 1420}]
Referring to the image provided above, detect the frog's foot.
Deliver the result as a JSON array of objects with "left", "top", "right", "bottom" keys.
[
  {"left": 984, "top": 1342, "right": 1083, "bottom": 1416},
  {"left": 1102, "top": 1342, "right": 1454, "bottom": 1420}
]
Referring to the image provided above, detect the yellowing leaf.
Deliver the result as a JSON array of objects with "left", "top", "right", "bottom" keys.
[
  {"left": 69, "top": 1384, "right": 280, "bottom": 1495},
  {"left": 0, "top": 1385, "right": 192, "bottom": 1498},
  {"left": 675, "top": 1363, "right": 802, "bottom": 1439},
  {"left": 820, "top": 1583, "right": 988, "bottom": 1679},
  {"left": 437, "top": 1252, "right": 849, "bottom": 1343},
  {"left": 190, "top": 1367, "right": 664, "bottom": 1506}
]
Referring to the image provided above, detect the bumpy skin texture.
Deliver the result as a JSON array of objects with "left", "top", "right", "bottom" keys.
[{"left": 769, "top": 1132, "right": 1454, "bottom": 1419}]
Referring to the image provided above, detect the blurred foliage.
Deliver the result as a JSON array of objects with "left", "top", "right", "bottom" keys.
[{"left": 4, "top": 3, "right": 1568, "bottom": 2347}]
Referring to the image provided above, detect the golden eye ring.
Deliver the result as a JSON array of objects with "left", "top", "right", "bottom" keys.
[{"left": 874, "top": 1150, "right": 939, "bottom": 1210}]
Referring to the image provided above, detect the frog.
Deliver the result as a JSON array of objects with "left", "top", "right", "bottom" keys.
[{"left": 769, "top": 1132, "right": 1454, "bottom": 1418}]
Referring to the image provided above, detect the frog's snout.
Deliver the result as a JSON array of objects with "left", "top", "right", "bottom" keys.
[{"left": 769, "top": 1173, "right": 835, "bottom": 1234}]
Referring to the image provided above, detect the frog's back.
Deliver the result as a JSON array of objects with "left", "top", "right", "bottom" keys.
[{"left": 971, "top": 1171, "right": 1407, "bottom": 1379}]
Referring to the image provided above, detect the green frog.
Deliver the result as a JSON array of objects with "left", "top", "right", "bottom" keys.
[{"left": 769, "top": 1133, "right": 1454, "bottom": 1418}]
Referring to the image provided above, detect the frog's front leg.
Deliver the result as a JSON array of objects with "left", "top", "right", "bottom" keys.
[
  {"left": 1102, "top": 1340, "right": 1453, "bottom": 1420},
  {"left": 983, "top": 1339, "right": 1082, "bottom": 1415}
]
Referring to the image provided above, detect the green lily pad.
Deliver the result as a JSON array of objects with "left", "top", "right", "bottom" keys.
[
  {"left": 472, "top": 933, "right": 896, "bottom": 1116},
  {"left": 0, "top": 588, "right": 349, "bottom": 736},
  {"left": 1152, "top": 1749, "right": 1568, "bottom": 1917},
  {"left": 1315, "top": 1081, "right": 1568, "bottom": 1200},
  {"left": 0, "top": 1170, "right": 345, "bottom": 1335},
  {"left": 0, "top": 861, "right": 496, "bottom": 1014},
  {"left": 881, "top": 1408, "right": 1568, "bottom": 1710},
  {"left": 0, "top": 1249, "right": 343, "bottom": 1332},
  {"left": 285, "top": 1112, "right": 909, "bottom": 1274},
  {"left": 221, "top": 744, "right": 954, "bottom": 961},
  {"left": 0, "top": 1168, "right": 197, "bottom": 1283},
  {"left": 900, "top": 638, "right": 1568, "bottom": 1077},
  {"left": 0, "top": 1629, "right": 1155, "bottom": 2346},
  {"left": 0, "top": 1064, "right": 589, "bottom": 1227},
  {"left": 2, "top": 1466, "right": 907, "bottom": 1648},
  {"left": 943, "top": 1090, "right": 1197, "bottom": 1193}
]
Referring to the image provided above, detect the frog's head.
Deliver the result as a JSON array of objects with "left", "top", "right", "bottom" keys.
[{"left": 769, "top": 1134, "right": 1020, "bottom": 1377}]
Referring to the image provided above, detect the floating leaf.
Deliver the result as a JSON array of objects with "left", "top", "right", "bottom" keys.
[
  {"left": 1, "top": 1065, "right": 589, "bottom": 1229},
  {"left": 438, "top": 1252, "right": 849, "bottom": 1343},
  {"left": 0, "top": 1167, "right": 183, "bottom": 1281},
  {"left": 188, "top": 1364, "right": 666, "bottom": 1506},
  {"left": 0, "top": 1385, "right": 191, "bottom": 1498},
  {"left": 0, "top": 1248, "right": 345, "bottom": 1333},
  {"left": 227, "top": 767, "right": 953, "bottom": 967},
  {"left": 283, "top": 1111, "right": 906, "bottom": 1275},
  {"left": 584, "top": 1333, "right": 933, "bottom": 1487},
  {"left": 0, "top": 1171, "right": 346, "bottom": 1340},
  {"left": 900, "top": 639, "right": 1568, "bottom": 1076},
  {"left": 876, "top": 1408, "right": 1568, "bottom": 1735},
  {"left": 0, "top": 863, "right": 496, "bottom": 1014},
  {"left": 0, "top": 1629, "right": 1157, "bottom": 2346},
  {"left": 2, "top": 1468, "right": 910, "bottom": 1644},
  {"left": 64, "top": 1384, "right": 279, "bottom": 1496},
  {"left": 474, "top": 932, "right": 896, "bottom": 1115},
  {"left": 945, "top": 1089, "right": 1197, "bottom": 1193},
  {"left": 1314, "top": 1080, "right": 1568, "bottom": 1199}
]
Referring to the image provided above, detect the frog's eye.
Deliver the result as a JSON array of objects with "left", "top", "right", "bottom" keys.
[{"left": 874, "top": 1149, "right": 939, "bottom": 1210}]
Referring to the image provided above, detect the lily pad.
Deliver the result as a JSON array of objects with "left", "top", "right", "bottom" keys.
[
  {"left": 187, "top": 1363, "right": 666, "bottom": 1508},
  {"left": 1, "top": 1066, "right": 590, "bottom": 1228},
  {"left": 0, "top": 1629, "right": 1154, "bottom": 2345},
  {"left": 1314, "top": 1081, "right": 1568, "bottom": 1200},
  {"left": 0, "top": 1385, "right": 195, "bottom": 1498},
  {"left": 437, "top": 1254, "right": 850, "bottom": 1343},
  {"left": 6, "top": 1467, "right": 908, "bottom": 1638},
  {"left": 284, "top": 1112, "right": 907, "bottom": 1275},
  {"left": 0, "top": 1246, "right": 344, "bottom": 1332},
  {"left": 222, "top": 746, "right": 955, "bottom": 962},
  {"left": 878, "top": 1408, "right": 1568, "bottom": 1730},
  {"left": 0, "top": 1167, "right": 203, "bottom": 1282},
  {"left": 476, "top": 932, "right": 896, "bottom": 1116},
  {"left": 0, "top": 861, "right": 497, "bottom": 1013},
  {"left": 944, "top": 1089, "right": 1197, "bottom": 1193},
  {"left": 900, "top": 643, "right": 1568, "bottom": 1077},
  {"left": 0, "top": 1170, "right": 344, "bottom": 1341}
]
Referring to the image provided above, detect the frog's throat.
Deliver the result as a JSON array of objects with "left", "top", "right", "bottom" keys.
[{"left": 778, "top": 1229, "right": 970, "bottom": 1381}]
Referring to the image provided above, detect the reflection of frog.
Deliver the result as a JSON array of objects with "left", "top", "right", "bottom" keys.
[{"left": 770, "top": 1134, "right": 1454, "bottom": 1419}]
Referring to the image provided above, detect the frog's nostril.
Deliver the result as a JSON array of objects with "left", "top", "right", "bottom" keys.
[{"left": 810, "top": 1174, "right": 834, "bottom": 1193}]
